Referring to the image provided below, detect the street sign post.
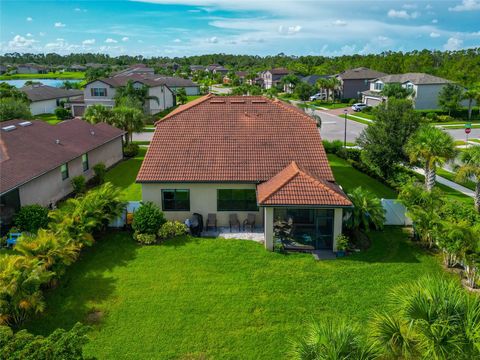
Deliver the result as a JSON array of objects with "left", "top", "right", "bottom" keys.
[{"left": 465, "top": 123, "right": 472, "bottom": 146}]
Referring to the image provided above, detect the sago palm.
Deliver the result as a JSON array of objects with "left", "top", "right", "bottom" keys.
[
  {"left": 346, "top": 187, "right": 385, "bottom": 232},
  {"left": 405, "top": 125, "right": 456, "bottom": 191},
  {"left": 455, "top": 146, "right": 480, "bottom": 212}
]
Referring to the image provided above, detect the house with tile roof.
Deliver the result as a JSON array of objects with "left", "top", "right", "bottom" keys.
[
  {"left": 361, "top": 72, "right": 457, "bottom": 109},
  {"left": 137, "top": 95, "right": 352, "bottom": 251},
  {"left": 0, "top": 119, "right": 125, "bottom": 227}
]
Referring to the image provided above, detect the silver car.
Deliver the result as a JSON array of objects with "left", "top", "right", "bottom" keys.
[{"left": 352, "top": 103, "right": 367, "bottom": 112}]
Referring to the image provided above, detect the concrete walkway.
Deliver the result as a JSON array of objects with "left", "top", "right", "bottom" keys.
[{"left": 413, "top": 168, "right": 475, "bottom": 198}]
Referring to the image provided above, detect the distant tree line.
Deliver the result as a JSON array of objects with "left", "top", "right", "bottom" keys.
[{"left": 1, "top": 48, "right": 479, "bottom": 85}]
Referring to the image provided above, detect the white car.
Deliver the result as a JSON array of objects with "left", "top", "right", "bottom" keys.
[
  {"left": 352, "top": 103, "right": 367, "bottom": 112},
  {"left": 309, "top": 93, "right": 325, "bottom": 101}
]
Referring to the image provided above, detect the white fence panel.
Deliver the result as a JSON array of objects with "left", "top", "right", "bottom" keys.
[{"left": 381, "top": 199, "right": 412, "bottom": 226}]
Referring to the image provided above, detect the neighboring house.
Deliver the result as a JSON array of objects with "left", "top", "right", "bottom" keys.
[
  {"left": 362, "top": 73, "right": 458, "bottom": 109},
  {"left": 73, "top": 75, "right": 175, "bottom": 117},
  {"left": 16, "top": 63, "right": 48, "bottom": 74},
  {"left": 335, "top": 67, "right": 386, "bottom": 100},
  {"left": 190, "top": 65, "right": 205, "bottom": 72},
  {"left": 0, "top": 119, "right": 124, "bottom": 226},
  {"left": 158, "top": 62, "right": 180, "bottom": 72},
  {"left": 21, "top": 85, "right": 83, "bottom": 115},
  {"left": 0, "top": 64, "right": 7, "bottom": 74},
  {"left": 68, "top": 64, "right": 87, "bottom": 72},
  {"left": 260, "top": 68, "right": 291, "bottom": 89},
  {"left": 137, "top": 95, "right": 352, "bottom": 251},
  {"left": 222, "top": 71, "right": 248, "bottom": 85},
  {"left": 300, "top": 74, "right": 331, "bottom": 87},
  {"left": 147, "top": 76, "right": 200, "bottom": 95},
  {"left": 114, "top": 64, "right": 155, "bottom": 77}
]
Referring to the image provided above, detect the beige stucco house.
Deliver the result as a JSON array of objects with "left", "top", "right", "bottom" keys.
[
  {"left": 137, "top": 95, "right": 352, "bottom": 251},
  {"left": 0, "top": 119, "right": 125, "bottom": 227}
]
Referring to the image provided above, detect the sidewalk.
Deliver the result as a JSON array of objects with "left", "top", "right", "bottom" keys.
[{"left": 413, "top": 168, "right": 474, "bottom": 198}]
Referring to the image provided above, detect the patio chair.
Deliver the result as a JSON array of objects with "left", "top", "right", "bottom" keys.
[
  {"left": 206, "top": 213, "right": 217, "bottom": 231},
  {"left": 243, "top": 213, "right": 256, "bottom": 231},
  {"left": 229, "top": 213, "right": 240, "bottom": 232}
]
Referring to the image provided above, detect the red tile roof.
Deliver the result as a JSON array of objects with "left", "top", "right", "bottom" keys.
[
  {"left": 257, "top": 161, "right": 351, "bottom": 206},
  {"left": 137, "top": 95, "right": 336, "bottom": 185},
  {"left": 0, "top": 119, "right": 124, "bottom": 194}
]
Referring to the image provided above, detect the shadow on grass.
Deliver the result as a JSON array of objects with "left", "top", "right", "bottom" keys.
[
  {"left": 342, "top": 227, "right": 423, "bottom": 264},
  {"left": 23, "top": 231, "right": 137, "bottom": 336}
]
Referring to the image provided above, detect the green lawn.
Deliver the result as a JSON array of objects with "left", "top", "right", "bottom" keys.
[
  {"left": 339, "top": 114, "right": 373, "bottom": 125},
  {"left": 470, "top": 139, "right": 480, "bottom": 143},
  {"left": 23, "top": 227, "right": 442, "bottom": 359},
  {"left": 437, "top": 168, "right": 476, "bottom": 191},
  {"left": 0, "top": 71, "right": 85, "bottom": 80},
  {"left": 33, "top": 113, "right": 62, "bottom": 125},
  {"left": 310, "top": 102, "right": 350, "bottom": 109},
  {"left": 328, "top": 154, "right": 397, "bottom": 198},
  {"left": 104, "top": 148, "right": 146, "bottom": 201}
]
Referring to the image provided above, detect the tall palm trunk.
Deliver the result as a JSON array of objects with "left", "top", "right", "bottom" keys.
[
  {"left": 425, "top": 161, "right": 436, "bottom": 191},
  {"left": 475, "top": 182, "right": 480, "bottom": 212}
]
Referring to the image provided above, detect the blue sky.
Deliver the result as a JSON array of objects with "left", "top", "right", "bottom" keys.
[{"left": 1, "top": 0, "right": 479, "bottom": 56}]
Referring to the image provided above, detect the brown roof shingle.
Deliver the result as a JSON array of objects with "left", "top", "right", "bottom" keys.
[
  {"left": 137, "top": 95, "right": 336, "bottom": 184},
  {"left": 0, "top": 119, "right": 124, "bottom": 194},
  {"left": 257, "top": 161, "right": 351, "bottom": 206}
]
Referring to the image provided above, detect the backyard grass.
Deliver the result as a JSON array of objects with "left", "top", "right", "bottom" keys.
[
  {"left": 0, "top": 71, "right": 85, "bottom": 80},
  {"left": 328, "top": 154, "right": 397, "bottom": 198},
  {"left": 437, "top": 167, "right": 476, "bottom": 191},
  {"left": 104, "top": 148, "right": 146, "bottom": 200},
  {"left": 33, "top": 113, "right": 62, "bottom": 125},
  {"left": 23, "top": 227, "right": 442, "bottom": 359}
]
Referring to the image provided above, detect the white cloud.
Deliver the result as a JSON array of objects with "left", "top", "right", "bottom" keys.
[
  {"left": 430, "top": 32, "right": 440, "bottom": 38},
  {"left": 26, "top": 33, "right": 33, "bottom": 37},
  {"left": 449, "top": 0, "right": 480, "bottom": 12},
  {"left": 402, "top": 4, "right": 417, "bottom": 9},
  {"left": 278, "top": 25, "right": 302, "bottom": 35},
  {"left": 332, "top": 20, "right": 347, "bottom": 26},
  {"left": 26, "top": 17, "right": 32, "bottom": 21},
  {"left": 54, "top": 22, "right": 66, "bottom": 28},
  {"left": 432, "top": 19, "right": 438, "bottom": 23},
  {"left": 122, "top": 37, "right": 129, "bottom": 42},
  {"left": 8, "top": 35, "right": 36, "bottom": 48},
  {"left": 206, "top": 36, "right": 218, "bottom": 43},
  {"left": 443, "top": 37, "right": 463, "bottom": 50},
  {"left": 173, "top": 38, "right": 182, "bottom": 42},
  {"left": 387, "top": 9, "right": 420, "bottom": 19},
  {"left": 105, "top": 38, "right": 118, "bottom": 43},
  {"left": 82, "top": 39, "right": 96, "bottom": 45}
]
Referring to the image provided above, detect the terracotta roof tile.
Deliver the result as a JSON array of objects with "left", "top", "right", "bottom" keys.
[
  {"left": 138, "top": 96, "right": 337, "bottom": 186},
  {"left": 257, "top": 162, "right": 352, "bottom": 206}
]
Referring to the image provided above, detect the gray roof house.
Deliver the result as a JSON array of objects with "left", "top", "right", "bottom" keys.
[
  {"left": 300, "top": 74, "right": 331, "bottom": 86},
  {"left": 335, "top": 67, "right": 386, "bottom": 99},
  {"left": 16, "top": 63, "right": 48, "bottom": 74},
  {"left": 0, "top": 119, "right": 125, "bottom": 226},
  {"left": 21, "top": 84, "right": 83, "bottom": 116},
  {"left": 362, "top": 73, "right": 456, "bottom": 109},
  {"left": 114, "top": 64, "right": 155, "bottom": 77}
]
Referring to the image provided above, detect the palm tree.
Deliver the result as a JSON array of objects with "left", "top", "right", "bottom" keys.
[
  {"left": 315, "top": 78, "right": 330, "bottom": 101},
  {"left": 371, "top": 276, "right": 480, "bottom": 360},
  {"left": 463, "top": 88, "right": 479, "bottom": 120},
  {"left": 456, "top": 146, "right": 480, "bottom": 211},
  {"left": 346, "top": 187, "right": 385, "bottom": 233},
  {"left": 405, "top": 125, "right": 456, "bottom": 191},
  {"left": 83, "top": 104, "right": 113, "bottom": 124},
  {"left": 380, "top": 83, "right": 415, "bottom": 100},
  {"left": 328, "top": 77, "right": 341, "bottom": 101},
  {"left": 110, "top": 106, "right": 145, "bottom": 144},
  {"left": 281, "top": 74, "right": 299, "bottom": 93},
  {"left": 114, "top": 80, "right": 159, "bottom": 111},
  {"left": 291, "top": 319, "right": 378, "bottom": 360}
]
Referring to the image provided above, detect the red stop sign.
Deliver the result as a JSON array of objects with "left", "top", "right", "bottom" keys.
[{"left": 465, "top": 128, "right": 471, "bottom": 134}]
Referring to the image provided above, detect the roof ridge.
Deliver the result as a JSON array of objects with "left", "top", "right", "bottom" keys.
[
  {"left": 258, "top": 162, "right": 300, "bottom": 204},
  {"left": 155, "top": 94, "right": 213, "bottom": 124},
  {"left": 296, "top": 164, "right": 350, "bottom": 203}
]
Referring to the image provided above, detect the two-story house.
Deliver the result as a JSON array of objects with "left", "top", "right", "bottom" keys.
[
  {"left": 361, "top": 73, "right": 455, "bottom": 109},
  {"left": 335, "top": 67, "right": 386, "bottom": 100},
  {"left": 260, "top": 68, "right": 291, "bottom": 89},
  {"left": 71, "top": 75, "right": 175, "bottom": 117}
]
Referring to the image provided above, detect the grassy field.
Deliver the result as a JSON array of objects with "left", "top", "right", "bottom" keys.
[
  {"left": 33, "top": 113, "right": 62, "bottom": 125},
  {"left": 0, "top": 71, "right": 85, "bottom": 80},
  {"left": 23, "top": 228, "right": 442, "bottom": 359},
  {"left": 328, "top": 154, "right": 397, "bottom": 199},
  {"left": 104, "top": 148, "right": 146, "bottom": 201}
]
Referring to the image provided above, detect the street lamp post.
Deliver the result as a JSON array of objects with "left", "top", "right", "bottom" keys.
[{"left": 343, "top": 109, "right": 348, "bottom": 148}]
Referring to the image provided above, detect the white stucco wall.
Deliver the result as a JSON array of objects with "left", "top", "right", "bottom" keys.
[
  {"left": 18, "top": 137, "right": 123, "bottom": 207},
  {"left": 147, "top": 86, "right": 175, "bottom": 115},
  {"left": 30, "top": 99, "right": 58, "bottom": 115},
  {"left": 84, "top": 80, "right": 116, "bottom": 107},
  {"left": 142, "top": 182, "right": 263, "bottom": 227}
]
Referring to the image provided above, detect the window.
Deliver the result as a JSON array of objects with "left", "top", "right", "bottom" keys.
[
  {"left": 162, "top": 190, "right": 190, "bottom": 211},
  {"left": 60, "top": 164, "right": 69, "bottom": 180},
  {"left": 82, "top": 153, "right": 89, "bottom": 171},
  {"left": 217, "top": 189, "right": 258, "bottom": 211},
  {"left": 90, "top": 88, "right": 107, "bottom": 97},
  {"left": 374, "top": 82, "right": 384, "bottom": 91}
]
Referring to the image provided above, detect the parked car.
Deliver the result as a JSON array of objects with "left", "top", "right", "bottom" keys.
[
  {"left": 309, "top": 93, "right": 325, "bottom": 101},
  {"left": 352, "top": 103, "right": 367, "bottom": 112}
]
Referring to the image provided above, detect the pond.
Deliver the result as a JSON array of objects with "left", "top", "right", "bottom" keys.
[{"left": 1, "top": 79, "right": 82, "bottom": 88}]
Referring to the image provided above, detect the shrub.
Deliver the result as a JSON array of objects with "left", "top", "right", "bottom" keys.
[
  {"left": 0, "top": 97, "right": 31, "bottom": 121},
  {"left": 336, "top": 234, "right": 350, "bottom": 251},
  {"left": 323, "top": 139, "right": 343, "bottom": 154},
  {"left": 425, "top": 112, "right": 438, "bottom": 122},
  {"left": 133, "top": 232, "right": 157, "bottom": 245},
  {"left": 54, "top": 106, "right": 71, "bottom": 120},
  {"left": 93, "top": 163, "right": 107, "bottom": 185},
  {"left": 158, "top": 221, "right": 188, "bottom": 240},
  {"left": 14, "top": 204, "right": 49, "bottom": 233},
  {"left": 123, "top": 143, "right": 139, "bottom": 158},
  {"left": 71, "top": 175, "right": 86, "bottom": 194},
  {"left": 132, "top": 202, "right": 166, "bottom": 235},
  {"left": 362, "top": 106, "right": 373, "bottom": 113},
  {"left": 348, "top": 98, "right": 357, "bottom": 105},
  {"left": 437, "top": 114, "right": 455, "bottom": 123}
]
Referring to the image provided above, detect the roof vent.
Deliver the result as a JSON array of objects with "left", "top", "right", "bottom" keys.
[
  {"left": 55, "top": 139, "right": 61, "bottom": 145},
  {"left": 2, "top": 125, "right": 16, "bottom": 132},
  {"left": 18, "top": 121, "right": 32, "bottom": 127},
  {"left": 210, "top": 100, "right": 225, "bottom": 104},
  {"left": 90, "top": 130, "right": 95, "bottom": 136}
]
